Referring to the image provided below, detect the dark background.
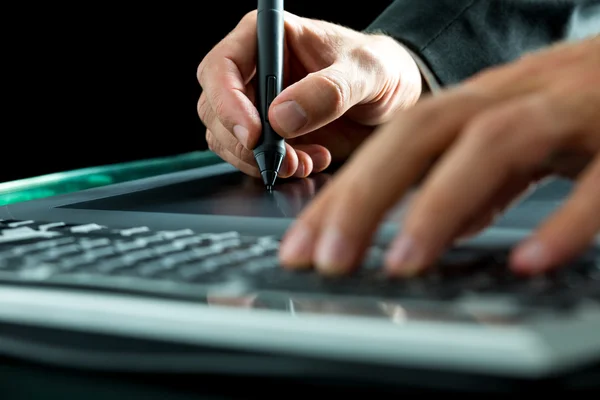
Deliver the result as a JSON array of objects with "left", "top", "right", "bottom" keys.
[{"left": 3, "top": 2, "right": 393, "bottom": 183}]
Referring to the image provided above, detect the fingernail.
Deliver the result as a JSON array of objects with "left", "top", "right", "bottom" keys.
[
  {"left": 315, "top": 228, "right": 354, "bottom": 274},
  {"left": 385, "top": 235, "right": 421, "bottom": 277},
  {"left": 279, "top": 223, "right": 313, "bottom": 267},
  {"left": 233, "top": 125, "right": 249, "bottom": 146},
  {"left": 272, "top": 101, "right": 307, "bottom": 134},
  {"left": 512, "top": 240, "right": 549, "bottom": 273},
  {"left": 294, "top": 161, "right": 306, "bottom": 177}
]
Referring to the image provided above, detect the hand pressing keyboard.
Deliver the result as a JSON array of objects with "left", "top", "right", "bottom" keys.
[{"left": 0, "top": 218, "right": 598, "bottom": 310}]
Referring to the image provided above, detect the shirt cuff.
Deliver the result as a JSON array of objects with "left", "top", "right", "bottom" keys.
[{"left": 400, "top": 44, "right": 442, "bottom": 95}]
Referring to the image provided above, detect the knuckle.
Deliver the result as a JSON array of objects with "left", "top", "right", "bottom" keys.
[
  {"left": 196, "top": 57, "right": 211, "bottom": 88},
  {"left": 349, "top": 36, "right": 396, "bottom": 84},
  {"left": 241, "top": 10, "right": 257, "bottom": 25},
  {"left": 205, "top": 130, "right": 217, "bottom": 152},
  {"left": 464, "top": 110, "right": 509, "bottom": 144},
  {"left": 466, "top": 98, "right": 547, "bottom": 145},
  {"left": 211, "top": 91, "right": 228, "bottom": 121},
  {"left": 231, "top": 140, "right": 247, "bottom": 161},
  {"left": 321, "top": 27, "right": 346, "bottom": 55},
  {"left": 350, "top": 43, "right": 384, "bottom": 72},
  {"left": 196, "top": 61, "right": 205, "bottom": 86},
  {"left": 316, "top": 71, "right": 349, "bottom": 115},
  {"left": 197, "top": 94, "right": 211, "bottom": 124}
]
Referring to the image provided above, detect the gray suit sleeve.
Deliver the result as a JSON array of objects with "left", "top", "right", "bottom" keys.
[{"left": 365, "top": 0, "right": 600, "bottom": 90}]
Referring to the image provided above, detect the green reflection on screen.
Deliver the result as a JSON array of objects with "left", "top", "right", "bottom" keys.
[{"left": 0, "top": 151, "right": 224, "bottom": 206}]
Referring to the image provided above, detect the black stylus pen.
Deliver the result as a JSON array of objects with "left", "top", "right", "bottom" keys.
[{"left": 254, "top": 0, "right": 286, "bottom": 191}]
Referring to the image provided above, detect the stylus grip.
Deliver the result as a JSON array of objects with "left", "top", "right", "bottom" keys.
[{"left": 255, "top": 1, "right": 285, "bottom": 155}]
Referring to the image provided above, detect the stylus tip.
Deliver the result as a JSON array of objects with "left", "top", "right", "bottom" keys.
[
  {"left": 266, "top": 185, "right": 273, "bottom": 192},
  {"left": 261, "top": 170, "right": 277, "bottom": 189}
]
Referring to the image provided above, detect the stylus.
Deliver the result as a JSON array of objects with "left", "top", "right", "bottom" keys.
[{"left": 254, "top": 0, "right": 286, "bottom": 191}]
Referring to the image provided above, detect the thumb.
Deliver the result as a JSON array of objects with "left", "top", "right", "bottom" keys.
[{"left": 268, "top": 62, "right": 368, "bottom": 138}]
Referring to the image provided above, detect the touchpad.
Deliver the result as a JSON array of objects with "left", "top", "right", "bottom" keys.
[
  {"left": 62, "top": 171, "right": 336, "bottom": 219},
  {"left": 62, "top": 168, "right": 571, "bottom": 230}
]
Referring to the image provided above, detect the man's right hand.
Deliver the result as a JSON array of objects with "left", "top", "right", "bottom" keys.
[{"left": 197, "top": 10, "right": 423, "bottom": 178}]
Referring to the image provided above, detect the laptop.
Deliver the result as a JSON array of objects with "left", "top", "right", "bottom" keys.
[{"left": 0, "top": 162, "right": 598, "bottom": 392}]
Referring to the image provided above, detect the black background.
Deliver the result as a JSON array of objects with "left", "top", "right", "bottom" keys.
[{"left": 3, "top": 2, "right": 392, "bottom": 183}]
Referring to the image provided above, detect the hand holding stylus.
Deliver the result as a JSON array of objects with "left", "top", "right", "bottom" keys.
[{"left": 197, "top": 9, "right": 422, "bottom": 180}]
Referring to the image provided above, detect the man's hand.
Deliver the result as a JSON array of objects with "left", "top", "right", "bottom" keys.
[
  {"left": 197, "top": 11, "right": 422, "bottom": 179},
  {"left": 278, "top": 36, "right": 600, "bottom": 277}
]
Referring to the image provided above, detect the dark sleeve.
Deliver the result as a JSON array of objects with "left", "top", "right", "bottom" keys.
[{"left": 364, "top": 0, "right": 600, "bottom": 89}]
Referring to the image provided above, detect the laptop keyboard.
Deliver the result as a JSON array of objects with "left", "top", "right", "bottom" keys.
[{"left": 0, "top": 218, "right": 598, "bottom": 310}]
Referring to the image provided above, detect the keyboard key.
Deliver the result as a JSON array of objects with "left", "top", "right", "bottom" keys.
[
  {"left": 0, "top": 227, "right": 60, "bottom": 242},
  {"left": 119, "top": 226, "right": 151, "bottom": 236},
  {"left": 70, "top": 223, "right": 106, "bottom": 233}
]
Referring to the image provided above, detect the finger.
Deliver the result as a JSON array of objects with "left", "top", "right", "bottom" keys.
[
  {"left": 206, "top": 130, "right": 260, "bottom": 178},
  {"left": 197, "top": 11, "right": 262, "bottom": 148},
  {"left": 278, "top": 91, "right": 487, "bottom": 274},
  {"left": 206, "top": 129, "right": 299, "bottom": 179},
  {"left": 511, "top": 155, "right": 600, "bottom": 275},
  {"left": 290, "top": 148, "right": 313, "bottom": 179},
  {"left": 268, "top": 61, "right": 373, "bottom": 138},
  {"left": 278, "top": 185, "right": 339, "bottom": 271},
  {"left": 198, "top": 80, "right": 256, "bottom": 132},
  {"left": 284, "top": 145, "right": 301, "bottom": 178},
  {"left": 295, "top": 117, "right": 373, "bottom": 163},
  {"left": 291, "top": 144, "right": 332, "bottom": 177},
  {"left": 201, "top": 95, "right": 299, "bottom": 178},
  {"left": 386, "top": 94, "right": 565, "bottom": 276},
  {"left": 199, "top": 95, "right": 258, "bottom": 167}
]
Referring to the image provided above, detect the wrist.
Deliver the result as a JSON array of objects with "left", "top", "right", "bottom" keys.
[
  {"left": 365, "top": 33, "right": 424, "bottom": 106},
  {"left": 380, "top": 33, "right": 425, "bottom": 102},
  {"left": 399, "top": 44, "right": 439, "bottom": 97},
  {"left": 366, "top": 30, "right": 440, "bottom": 98}
]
